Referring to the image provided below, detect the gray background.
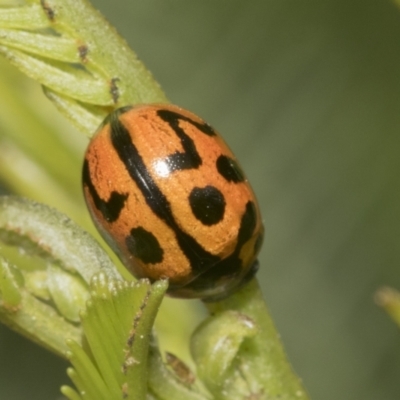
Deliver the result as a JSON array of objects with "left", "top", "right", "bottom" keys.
[{"left": 1, "top": 0, "right": 400, "bottom": 399}]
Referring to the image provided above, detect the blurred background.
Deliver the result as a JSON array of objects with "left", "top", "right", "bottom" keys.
[{"left": 1, "top": 0, "right": 400, "bottom": 399}]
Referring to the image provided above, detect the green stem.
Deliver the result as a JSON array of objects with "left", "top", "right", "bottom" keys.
[
  {"left": 0, "top": 288, "right": 81, "bottom": 357},
  {"left": 206, "top": 278, "right": 309, "bottom": 400}
]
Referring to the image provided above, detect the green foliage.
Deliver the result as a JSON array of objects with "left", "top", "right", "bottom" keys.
[
  {"left": 0, "top": 195, "right": 118, "bottom": 355},
  {"left": 0, "top": 193, "right": 310, "bottom": 398},
  {"left": 201, "top": 280, "right": 308, "bottom": 400},
  {"left": 0, "top": 0, "right": 311, "bottom": 399},
  {"left": 0, "top": 0, "right": 167, "bottom": 135},
  {"left": 191, "top": 310, "right": 258, "bottom": 396},
  {"left": 61, "top": 277, "right": 168, "bottom": 400}
]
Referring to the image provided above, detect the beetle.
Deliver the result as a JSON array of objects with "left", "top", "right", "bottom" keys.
[{"left": 82, "top": 104, "right": 263, "bottom": 300}]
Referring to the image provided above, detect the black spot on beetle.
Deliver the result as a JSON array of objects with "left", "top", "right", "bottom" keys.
[
  {"left": 126, "top": 226, "right": 164, "bottom": 264},
  {"left": 82, "top": 159, "right": 128, "bottom": 222},
  {"left": 216, "top": 155, "right": 245, "bottom": 183},
  {"left": 189, "top": 186, "right": 226, "bottom": 226}
]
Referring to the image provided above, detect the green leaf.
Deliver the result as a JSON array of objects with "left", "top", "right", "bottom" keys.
[
  {"left": 148, "top": 337, "right": 210, "bottom": 400},
  {"left": 201, "top": 279, "right": 309, "bottom": 400},
  {"left": 0, "top": 29, "right": 83, "bottom": 63},
  {"left": 42, "top": 87, "right": 106, "bottom": 137},
  {"left": 0, "top": 256, "right": 22, "bottom": 308},
  {"left": 0, "top": 195, "right": 121, "bottom": 356},
  {"left": 0, "top": 196, "right": 119, "bottom": 282},
  {"left": 0, "top": 270, "right": 82, "bottom": 356},
  {"left": 191, "top": 310, "right": 258, "bottom": 394},
  {"left": 0, "top": 47, "right": 114, "bottom": 105},
  {"left": 0, "top": 3, "right": 49, "bottom": 30},
  {"left": 0, "top": 0, "right": 168, "bottom": 136},
  {"left": 61, "top": 275, "right": 168, "bottom": 400},
  {"left": 47, "top": 266, "right": 89, "bottom": 323}
]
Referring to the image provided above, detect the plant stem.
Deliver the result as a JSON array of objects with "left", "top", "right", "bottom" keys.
[{"left": 205, "top": 278, "right": 309, "bottom": 400}]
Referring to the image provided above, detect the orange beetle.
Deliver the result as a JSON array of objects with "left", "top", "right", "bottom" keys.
[{"left": 82, "top": 104, "right": 263, "bottom": 300}]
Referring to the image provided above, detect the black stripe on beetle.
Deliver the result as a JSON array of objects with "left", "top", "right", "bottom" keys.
[
  {"left": 156, "top": 109, "right": 217, "bottom": 172},
  {"left": 157, "top": 109, "right": 216, "bottom": 137},
  {"left": 170, "top": 201, "right": 260, "bottom": 295},
  {"left": 203, "top": 200, "right": 259, "bottom": 279},
  {"left": 102, "top": 105, "right": 133, "bottom": 128},
  {"left": 237, "top": 201, "right": 258, "bottom": 246},
  {"left": 109, "top": 114, "right": 221, "bottom": 272},
  {"left": 82, "top": 159, "right": 128, "bottom": 223}
]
